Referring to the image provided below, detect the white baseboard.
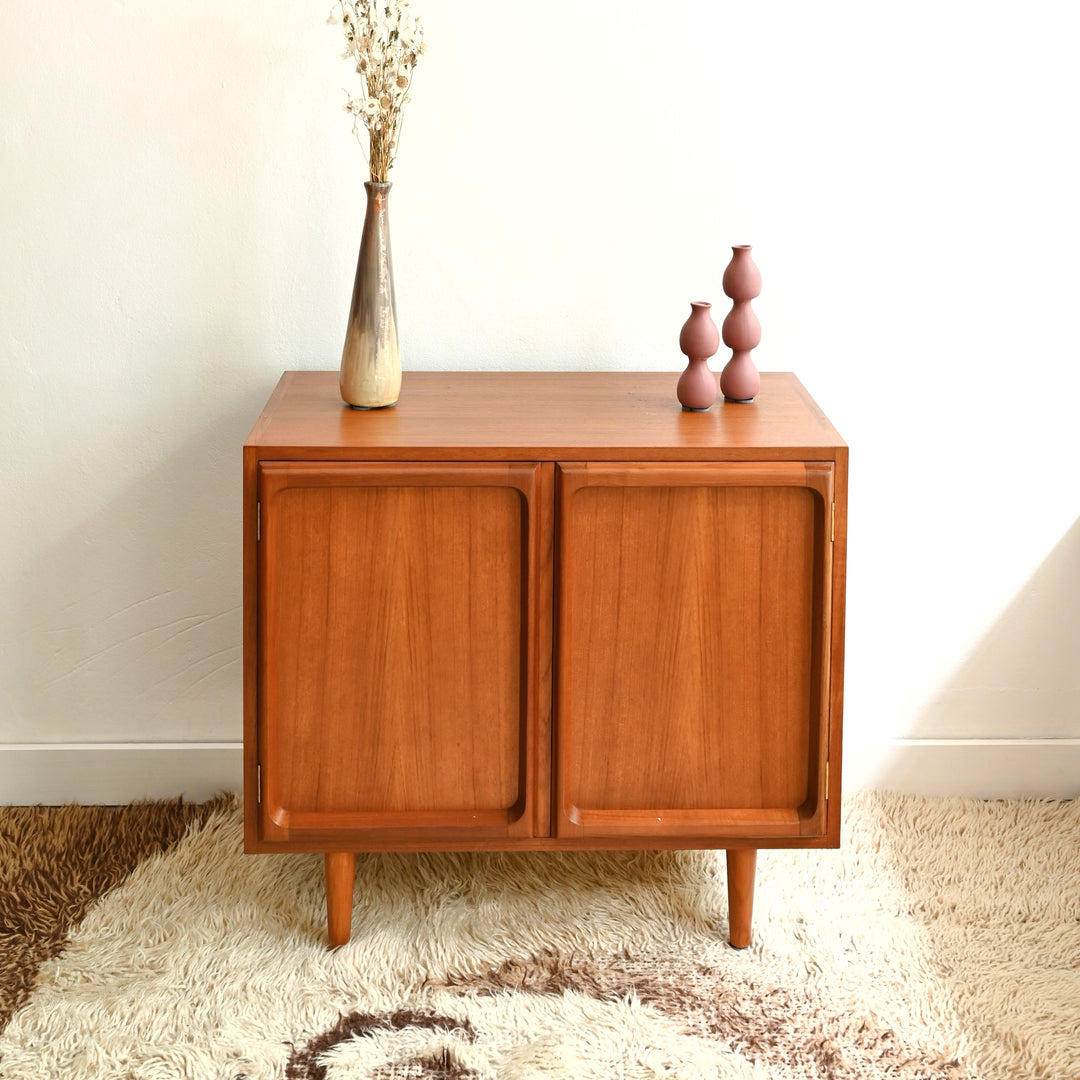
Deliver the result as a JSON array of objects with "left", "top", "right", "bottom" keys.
[
  {"left": 845, "top": 738, "right": 1080, "bottom": 799},
  {"left": 1, "top": 739, "right": 1077, "bottom": 806},
  {"left": 0, "top": 743, "right": 243, "bottom": 805}
]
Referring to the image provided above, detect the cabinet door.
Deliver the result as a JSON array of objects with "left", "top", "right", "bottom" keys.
[
  {"left": 556, "top": 462, "right": 833, "bottom": 841},
  {"left": 257, "top": 462, "right": 552, "bottom": 845}
]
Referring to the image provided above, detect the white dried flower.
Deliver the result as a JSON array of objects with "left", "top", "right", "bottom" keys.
[{"left": 330, "top": 0, "right": 425, "bottom": 181}]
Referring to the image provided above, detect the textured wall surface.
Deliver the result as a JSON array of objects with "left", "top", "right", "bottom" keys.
[{"left": 2, "top": 0, "right": 1078, "bottom": 799}]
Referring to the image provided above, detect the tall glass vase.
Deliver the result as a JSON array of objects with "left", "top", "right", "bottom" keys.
[{"left": 339, "top": 181, "right": 401, "bottom": 409}]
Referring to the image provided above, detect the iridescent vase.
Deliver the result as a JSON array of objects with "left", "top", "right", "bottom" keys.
[{"left": 339, "top": 181, "right": 401, "bottom": 409}]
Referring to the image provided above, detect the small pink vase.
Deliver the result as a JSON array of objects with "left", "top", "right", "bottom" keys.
[
  {"left": 720, "top": 245, "right": 762, "bottom": 403},
  {"left": 677, "top": 301, "right": 720, "bottom": 411}
]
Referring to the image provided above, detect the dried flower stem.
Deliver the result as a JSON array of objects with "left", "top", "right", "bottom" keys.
[{"left": 330, "top": 0, "right": 425, "bottom": 182}]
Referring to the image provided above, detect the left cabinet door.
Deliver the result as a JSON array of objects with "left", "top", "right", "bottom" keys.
[{"left": 253, "top": 461, "right": 552, "bottom": 847}]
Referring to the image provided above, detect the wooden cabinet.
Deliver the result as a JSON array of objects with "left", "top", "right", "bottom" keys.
[{"left": 244, "top": 371, "right": 847, "bottom": 949}]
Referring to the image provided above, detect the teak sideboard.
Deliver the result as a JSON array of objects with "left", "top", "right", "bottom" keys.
[{"left": 243, "top": 370, "right": 847, "bottom": 948}]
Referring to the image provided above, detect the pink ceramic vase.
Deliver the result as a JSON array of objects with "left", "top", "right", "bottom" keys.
[
  {"left": 720, "top": 245, "right": 762, "bottom": 403},
  {"left": 677, "top": 301, "right": 720, "bottom": 411}
]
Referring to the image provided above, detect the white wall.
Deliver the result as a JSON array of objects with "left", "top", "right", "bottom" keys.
[{"left": 2, "top": 0, "right": 1078, "bottom": 802}]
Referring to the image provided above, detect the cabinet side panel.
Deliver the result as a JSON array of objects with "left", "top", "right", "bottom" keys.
[
  {"left": 243, "top": 447, "right": 260, "bottom": 851},
  {"left": 826, "top": 448, "right": 848, "bottom": 844},
  {"left": 260, "top": 474, "right": 527, "bottom": 829}
]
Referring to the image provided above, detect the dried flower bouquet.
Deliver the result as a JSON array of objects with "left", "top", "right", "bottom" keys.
[{"left": 330, "top": 1, "right": 426, "bottom": 182}]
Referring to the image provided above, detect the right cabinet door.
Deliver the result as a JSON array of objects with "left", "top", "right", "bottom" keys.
[{"left": 555, "top": 462, "right": 834, "bottom": 841}]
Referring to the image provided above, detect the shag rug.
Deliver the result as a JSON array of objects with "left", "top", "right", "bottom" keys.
[{"left": 1, "top": 794, "right": 1078, "bottom": 1080}]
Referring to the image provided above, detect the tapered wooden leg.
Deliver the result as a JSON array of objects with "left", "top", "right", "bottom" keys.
[
  {"left": 325, "top": 852, "right": 356, "bottom": 948},
  {"left": 726, "top": 849, "right": 757, "bottom": 949}
]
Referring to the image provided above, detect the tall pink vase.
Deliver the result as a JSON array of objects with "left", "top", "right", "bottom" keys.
[
  {"left": 720, "top": 245, "right": 762, "bottom": 403},
  {"left": 676, "top": 301, "right": 720, "bottom": 410}
]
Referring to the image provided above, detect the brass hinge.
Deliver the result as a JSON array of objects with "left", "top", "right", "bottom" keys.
[
  {"left": 825, "top": 760, "right": 830, "bottom": 800},
  {"left": 257, "top": 763, "right": 262, "bottom": 803},
  {"left": 830, "top": 502, "right": 835, "bottom": 543},
  {"left": 257, "top": 502, "right": 261, "bottom": 542}
]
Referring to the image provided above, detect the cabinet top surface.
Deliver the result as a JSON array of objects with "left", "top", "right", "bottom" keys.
[{"left": 245, "top": 371, "right": 845, "bottom": 460}]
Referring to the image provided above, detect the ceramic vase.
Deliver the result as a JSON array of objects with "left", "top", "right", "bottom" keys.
[
  {"left": 340, "top": 182, "right": 401, "bottom": 409},
  {"left": 720, "top": 245, "right": 762, "bottom": 403},
  {"left": 677, "top": 301, "right": 720, "bottom": 411}
]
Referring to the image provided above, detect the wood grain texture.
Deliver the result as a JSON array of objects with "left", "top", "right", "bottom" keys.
[
  {"left": 257, "top": 462, "right": 548, "bottom": 842},
  {"left": 242, "top": 446, "right": 260, "bottom": 852},
  {"left": 324, "top": 851, "right": 355, "bottom": 948},
  {"left": 242, "top": 371, "right": 847, "bottom": 880},
  {"left": 244, "top": 371, "right": 845, "bottom": 461},
  {"left": 530, "top": 464, "right": 555, "bottom": 839},
  {"left": 726, "top": 849, "right": 757, "bottom": 949},
  {"left": 826, "top": 448, "right": 849, "bottom": 840},
  {"left": 555, "top": 462, "right": 832, "bottom": 840}
]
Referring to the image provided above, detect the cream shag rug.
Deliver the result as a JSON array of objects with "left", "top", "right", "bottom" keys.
[{"left": 1, "top": 793, "right": 1078, "bottom": 1079}]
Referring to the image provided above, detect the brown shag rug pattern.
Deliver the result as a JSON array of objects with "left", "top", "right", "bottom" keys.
[
  {"left": 0, "top": 793, "right": 1077, "bottom": 1079},
  {"left": 0, "top": 798, "right": 227, "bottom": 1030}
]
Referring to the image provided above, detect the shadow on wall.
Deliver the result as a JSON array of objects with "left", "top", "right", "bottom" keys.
[
  {"left": 911, "top": 515, "right": 1080, "bottom": 740},
  {"left": 9, "top": 394, "right": 269, "bottom": 745},
  {"left": 853, "top": 515, "right": 1080, "bottom": 797}
]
